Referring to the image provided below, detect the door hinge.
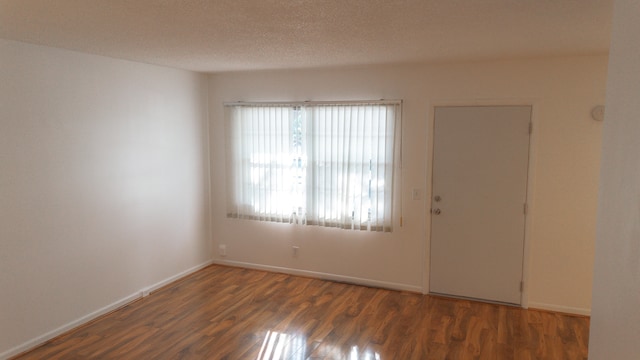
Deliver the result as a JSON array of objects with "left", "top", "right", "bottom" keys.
[
  {"left": 529, "top": 122, "right": 533, "bottom": 134},
  {"left": 520, "top": 281, "right": 524, "bottom": 292},
  {"left": 524, "top": 203, "right": 528, "bottom": 215}
]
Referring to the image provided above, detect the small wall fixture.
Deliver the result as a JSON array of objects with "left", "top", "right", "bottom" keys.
[{"left": 591, "top": 105, "right": 605, "bottom": 121}]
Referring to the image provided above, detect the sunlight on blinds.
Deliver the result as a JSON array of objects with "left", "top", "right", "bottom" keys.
[{"left": 226, "top": 101, "right": 400, "bottom": 232}]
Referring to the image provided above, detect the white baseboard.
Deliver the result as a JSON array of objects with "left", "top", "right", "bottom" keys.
[
  {"left": 142, "top": 260, "right": 214, "bottom": 295},
  {"left": 211, "top": 259, "right": 423, "bottom": 293},
  {"left": 528, "top": 301, "right": 591, "bottom": 316},
  {"left": 0, "top": 260, "right": 214, "bottom": 360},
  {"left": 0, "top": 292, "right": 140, "bottom": 360},
  {"left": 214, "top": 260, "right": 590, "bottom": 317}
]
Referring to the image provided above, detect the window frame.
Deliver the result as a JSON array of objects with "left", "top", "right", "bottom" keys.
[{"left": 225, "top": 100, "right": 402, "bottom": 232}]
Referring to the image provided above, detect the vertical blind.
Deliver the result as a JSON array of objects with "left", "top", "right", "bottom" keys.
[{"left": 226, "top": 101, "right": 400, "bottom": 232}]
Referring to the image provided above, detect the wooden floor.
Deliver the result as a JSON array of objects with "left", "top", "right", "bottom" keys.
[{"left": 13, "top": 265, "right": 589, "bottom": 360}]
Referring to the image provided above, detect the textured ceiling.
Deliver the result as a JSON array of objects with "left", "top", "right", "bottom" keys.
[{"left": 0, "top": 0, "right": 613, "bottom": 73}]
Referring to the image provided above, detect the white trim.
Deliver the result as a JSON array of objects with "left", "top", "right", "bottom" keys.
[
  {"left": 520, "top": 102, "right": 539, "bottom": 310},
  {"left": 224, "top": 99, "right": 402, "bottom": 107},
  {"left": 0, "top": 293, "right": 139, "bottom": 360},
  {"left": 142, "top": 260, "right": 214, "bottom": 295},
  {"left": 528, "top": 302, "right": 591, "bottom": 316},
  {"left": 212, "top": 259, "right": 423, "bottom": 293},
  {"left": 205, "top": 80, "right": 215, "bottom": 263},
  {"left": 0, "top": 260, "right": 214, "bottom": 360},
  {"left": 422, "top": 102, "right": 434, "bottom": 294}
]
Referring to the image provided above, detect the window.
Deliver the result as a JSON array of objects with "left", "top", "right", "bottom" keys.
[{"left": 225, "top": 101, "right": 400, "bottom": 232}]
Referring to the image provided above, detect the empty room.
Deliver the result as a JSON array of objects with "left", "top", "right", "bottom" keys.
[{"left": 1, "top": 1, "right": 638, "bottom": 359}]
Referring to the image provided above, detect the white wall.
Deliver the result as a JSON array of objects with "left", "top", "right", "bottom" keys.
[
  {"left": 209, "top": 55, "right": 607, "bottom": 314},
  {"left": 0, "top": 39, "right": 607, "bottom": 357},
  {"left": 0, "top": 40, "right": 211, "bottom": 357},
  {"left": 589, "top": 0, "right": 640, "bottom": 358}
]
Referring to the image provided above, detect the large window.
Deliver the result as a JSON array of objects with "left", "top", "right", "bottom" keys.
[{"left": 225, "top": 101, "right": 400, "bottom": 232}]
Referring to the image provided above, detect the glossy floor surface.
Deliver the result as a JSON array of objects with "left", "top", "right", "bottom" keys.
[{"left": 13, "top": 265, "right": 590, "bottom": 359}]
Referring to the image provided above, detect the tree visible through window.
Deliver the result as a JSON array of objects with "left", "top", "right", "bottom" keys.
[{"left": 226, "top": 102, "right": 400, "bottom": 232}]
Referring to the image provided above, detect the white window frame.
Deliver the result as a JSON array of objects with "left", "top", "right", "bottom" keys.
[{"left": 225, "top": 100, "right": 401, "bottom": 232}]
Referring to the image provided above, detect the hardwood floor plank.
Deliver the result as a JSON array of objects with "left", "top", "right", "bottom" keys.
[{"left": 11, "top": 265, "right": 590, "bottom": 360}]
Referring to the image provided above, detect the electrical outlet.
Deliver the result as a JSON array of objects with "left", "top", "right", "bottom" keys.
[
  {"left": 292, "top": 246, "right": 300, "bottom": 257},
  {"left": 219, "top": 244, "right": 227, "bottom": 257}
]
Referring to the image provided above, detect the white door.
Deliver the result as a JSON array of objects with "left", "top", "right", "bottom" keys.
[{"left": 429, "top": 106, "right": 531, "bottom": 304}]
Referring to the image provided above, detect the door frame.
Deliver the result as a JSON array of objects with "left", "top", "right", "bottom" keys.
[{"left": 422, "top": 99, "right": 539, "bottom": 309}]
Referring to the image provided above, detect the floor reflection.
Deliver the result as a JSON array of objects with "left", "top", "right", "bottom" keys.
[
  {"left": 257, "top": 330, "right": 304, "bottom": 359},
  {"left": 256, "top": 330, "right": 381, "bottom": 360},
  {"left": 349, "top": 345, "right": 381, "bottom": 360}
]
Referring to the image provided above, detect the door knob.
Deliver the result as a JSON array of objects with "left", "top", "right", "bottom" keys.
[
  {"left": 434, "top": 195, "right": 441, "bottom": 202},
  {"left": 432, "top": 208, "right": 441, "bottom": 215}
]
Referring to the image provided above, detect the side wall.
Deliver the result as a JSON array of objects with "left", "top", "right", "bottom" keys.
[
  {"left": 589, "top": 0, "right": 640, "bottom": 358},
  {"left": 0, "top": 40, "right": 211, "bottom": 357},
  {"left": 209, "top": 56, "right": 607, "bottom": 314}
]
